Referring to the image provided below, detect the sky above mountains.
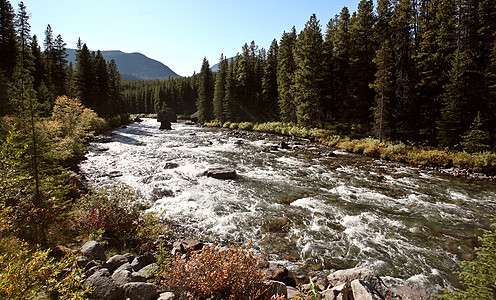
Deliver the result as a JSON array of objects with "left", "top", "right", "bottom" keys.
[{"left": 13, "top": 0, "right": 362, "bottom": 77}]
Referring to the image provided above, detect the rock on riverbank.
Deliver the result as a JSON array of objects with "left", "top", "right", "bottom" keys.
[{"left": 76, "top": 240, "right": 434, "bottom": 300}]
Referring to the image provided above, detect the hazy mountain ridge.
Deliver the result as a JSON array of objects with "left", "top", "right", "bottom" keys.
[
  {"left": 210, "top": 56, "right": 235, "bottom": 72},
  {"left": 66, "top": 49, "right": 181, "bottom": 80}
]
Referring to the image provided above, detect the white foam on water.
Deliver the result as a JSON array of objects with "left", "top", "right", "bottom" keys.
[{"left": 79, "top": 119, "right": 496, "bottom": 294}]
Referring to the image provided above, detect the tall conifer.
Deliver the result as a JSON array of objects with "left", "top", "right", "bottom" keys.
[
  {"left": 277, "top": 27, "right": 297, "bottom": 123},
  {"left": 294, "top": 14, "right": 324, "bottom": 127},
  {"left": 197, "top": 57, "right": 214, "bottom": 123},
  {"left": 261, "top": 39, "right": 279, "bottom": 121}
]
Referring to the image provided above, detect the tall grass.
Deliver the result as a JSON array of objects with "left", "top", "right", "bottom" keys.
[{"left": 201, "top": 121, "right": 496, "bottom": 175}]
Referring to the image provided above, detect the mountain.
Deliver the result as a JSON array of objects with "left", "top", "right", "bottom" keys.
[
  {"left": 66, "top": 49, "right": 181, "bottom": 80},
  {"left": 210, "top": 56, "right": 235, "bottom": 72}
]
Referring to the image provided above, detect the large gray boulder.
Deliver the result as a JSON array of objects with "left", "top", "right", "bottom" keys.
[
  {"left": 81, "top": 241, "right": 106, "bottom": 261},
  {"left": 84, "top": 268, "right": 123, "bottom": 300},
  {"left": 131, "top": 252, "right": 157, "bottom": 272},
  {"left": 171, "top": 238, "right": 204, "bottom": 255},
  {"left": 123, "top": 282, "right": 158, "bottom": 300},
  {"left": 112, "top": 269, "right": 138, "bottom": 288},
  {"left": 106, "top": 254, "right": 129, "bottom": 272},
  {"left": 327, "top": 268, "right": 389, "bottom": 297},
  {"left": 204, "top": 168, "right": 237, "bottom": 180},
  {"left": 133, "top": 263, "right": 158, "bottom": 281},
  {"left": 351, "top": 279, "right": 383, "bottom": 300}
]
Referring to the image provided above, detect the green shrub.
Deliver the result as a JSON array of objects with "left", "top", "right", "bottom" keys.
[
  {"left": 229, "top": 122, "right": 239, "bottom": 129},
  {"left": 74, "top": 185, "right": 169, "bottom": 249},
  {"left": 0, "top": 206, "right": 88, "bottom": 299},
  {"left": 74, "top": 186, "right": 142, "bottom": 242},
  {"left": 406, "top": 149, "right": 453, "bottom": 167},
  {"left": 0, "top": 242, "right": 88, "bottom": 299},
  {"left": 223, "top": 121, "right": 232, "bottom": 128},
  {"left": 238, "top": 122, "right": 254, "bottom": 131},
  {"left": 158, "top": 245, "right": 269, "bottom": 299},
  {"left": 440, "top": 217, "right": 496, "bottom": 300}
]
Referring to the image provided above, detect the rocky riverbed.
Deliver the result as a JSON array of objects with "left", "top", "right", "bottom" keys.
[{"left": 79, "top": 118, "right": 496, "bottom": 295}]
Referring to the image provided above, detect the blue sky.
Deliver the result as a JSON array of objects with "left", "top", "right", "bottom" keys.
[{"left": 12, "top": 0, "right": 363, "bottom": 77}]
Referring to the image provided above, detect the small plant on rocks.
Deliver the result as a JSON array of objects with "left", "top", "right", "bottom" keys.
[{"left": 158, "top": 245, "right": 270, "bottom": 299}]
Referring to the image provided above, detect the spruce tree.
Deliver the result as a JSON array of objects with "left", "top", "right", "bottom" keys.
[
  {"left": 332, "top": 7, "right": 352, "bottom": 124},
  {"left": 261, "top": 39, "right": 279, "bottom": 121},
  {"left": 43, "top": 24, "right": 53, "bottom": 89},
  {"left": 414, "top": 0, "right": 457, "bottom": 143},
  {"left": 294, "top": 14, "right": 324, "bottom": 127},
  {"left": 438, "top": 50, "right": 479, "bottom": 148},
  {"left": 277, "top": 27, "right": 297, "bottom": 123},
  {"left": 95, "top": 50, "right": 110, "bottom": 116},
  {"left": 197, "top": 57, "right": 213, "bottom": 123},
  {"left": 213, "top": 54, "right": 228, "bottom": 123},
  {"left": 371, "top": 39, "right": 394, "bottom": 142},
  {"left": 390, "top": 0, "right": 418, "bottom": 141},
  {"left": 107, "top": 59, "right": 123, "bottom": 116},
  {"left": 322, "top": 17, "right": 338, "bottom": 123},
  {"left": 75, "top": 44, "right": 97, "bottom": 110},
  {"left": 52, "top": 34, "right": 67, "bottom": 97},
  {"left": 224, "top": 56, "right": 241, "bottom": 122},
  {"left": 348, "top": 0, "right": 376, "bottom": 130},
  {"left": 0, "top": 0, "right": 17, "bottom": 80}
]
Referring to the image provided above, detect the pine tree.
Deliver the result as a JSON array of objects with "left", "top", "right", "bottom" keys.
[
  {"left": 12, "top": 1, "right": 43, "bottom": 215},
  {"left": 376, "top": 0, "right": 393, "bottom": 42},
  {"left": 43, "top": 24, "right": 53, "bottom": 89},
  {"left": 0, "top": 0, "right": 17, "bottom": 80},
  {"left": 197, "top": 57, "right": 213, "bottom": 123},
  {"left": 213, "top": 54, "right": 228, "bottom": 123},
  {"left": 75, "top": 44, "right": 97, "bottom": 110},
  {"left": 390, "top": 0, "right": 418, "bottom": 141},
  {"left": 332, "top": 7, "right": 352, "bottom": 124},
  {"left": 52, "top": 34, "right": 67, "bottom": 97},
  {"left": 438, "top": 50, "right": 478, "bottom": 148},
  {"left": 461, "top": 112, "right": 491, "bottom": 153},
  {"left": 261, "top": 39, "right": 279, "bottom": 121},
  {"left": 107, "top": 59, "right": 123, "bottom": 116},
  {"left": 322, "top": 17, "right": 337, "bottom": 123},
  {"left": 348, "top": 0, "right": 376, "bottom": 130},
  {"left": 414, "top": 0, "right": 457, "bottom": 143},
  {"left": 95, "top": 50, "right": 110, "bottom": 116},
  {"left": 371, "top": 39, "right": 394, "bottom": 141},
  {"left": 277, "top": 27, "right": 297, "bottom": 123},
  {"left": 224, "top": 56, "right": 241, "bottom": 122},
  {"left": 294, "top": 14, "right": 324, "bottom": 127}
]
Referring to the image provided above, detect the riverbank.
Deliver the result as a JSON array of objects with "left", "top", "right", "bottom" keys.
[{"left": 203, "top": 121, "right": 496, "bottom": 181}]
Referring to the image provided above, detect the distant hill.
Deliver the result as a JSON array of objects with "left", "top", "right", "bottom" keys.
[
  {"left": 66, "top": 49, "right": 181, "bottom": 80},
  {"left": 210, "top": 56, "right": 235, "bottom": 72}
]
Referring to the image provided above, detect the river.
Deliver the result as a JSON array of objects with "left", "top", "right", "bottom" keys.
[{"left": 79, "top": 118, "right": 496, "bottom": 294}]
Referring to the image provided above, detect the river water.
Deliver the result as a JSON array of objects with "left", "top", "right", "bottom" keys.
[{"left": 79, "top": 118, "right": 496, "bottom": 293}]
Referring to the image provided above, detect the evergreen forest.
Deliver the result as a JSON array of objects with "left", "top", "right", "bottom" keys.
[
  {"left": 123, "top": 0, "right": 496, "bottom": 152},
  {"left": 1, "top": 0, "right": 496, "bottom": 298}
]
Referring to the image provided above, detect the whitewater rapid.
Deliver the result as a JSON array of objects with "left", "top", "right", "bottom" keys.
[{"left": 79, "top": 118, "right": 496, "bottom": 293}]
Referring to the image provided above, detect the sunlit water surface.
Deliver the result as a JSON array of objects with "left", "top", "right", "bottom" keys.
[{"left": 79, "top": 118, "right": 496, "bottom": 293}]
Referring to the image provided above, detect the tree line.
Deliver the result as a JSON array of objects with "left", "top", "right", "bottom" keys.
[
  {"left": 0, "top": 0, "right": 125, "bottom": 118},
  {"left": 124, "top": 0, "right": 495, "bottom": 152}
]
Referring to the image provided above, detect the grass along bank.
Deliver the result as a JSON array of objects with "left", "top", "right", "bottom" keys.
[{"left": 203, "top": 121, "right": 496, "bottom": 177}]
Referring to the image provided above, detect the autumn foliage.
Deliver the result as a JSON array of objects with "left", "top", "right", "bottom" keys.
[{"left": 159, "top": 245, "right": 270, "bottom": 299}]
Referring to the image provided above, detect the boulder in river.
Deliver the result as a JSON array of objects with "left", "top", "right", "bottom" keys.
[
  {"left": 204, "top": 168, "right": 237, "bottom": 180},
  {"left": 160, "top": 120, "right": 172, "bottom": 130}
]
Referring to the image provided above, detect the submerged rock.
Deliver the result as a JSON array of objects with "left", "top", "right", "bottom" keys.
[{"left": 204, "top": 168, "right": 237, "bottom": 180}]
